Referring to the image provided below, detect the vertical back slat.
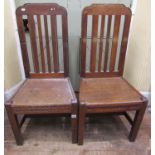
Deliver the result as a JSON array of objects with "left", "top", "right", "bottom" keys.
[
  {"left": 51, "top": 15, "right": 59, "bottom": 73},
  {"left": 110, "top": 15, "right": 121, "bottom": 72},
  {"left": 37, "top": 15, "right": 46, "bottom": 73},
  {"left": 98, "top": 15, "right": 105, "bottom": 72},
  {"left": 90, "top": 15, "right": 99, "bottom": 73},
  {"left": 44, "top": 15, "right": 51, "bottom": 72},
  {"left": 104, "top": 15, "right": 112, "bottom": 71},
  {"left": 118, "top": 15, "right": 131, "bottom": 75},
  {"left": 81, "top": 13, "right": 88, "bottom": 76},
  {"left": 62, "top": 13, "right": 69, "bottom": 76},
  {"left": 28, "top": 15, "right": 39, "bottom": 73},
  {"left": 16, "top": 15, "right": 30, "bottom": 77}
]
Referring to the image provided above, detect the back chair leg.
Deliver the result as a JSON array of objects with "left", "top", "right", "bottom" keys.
[
  {"left": 71, "top": 103, "right": 78, "bottom": 143},
  {"left": 5, "top": 105, "right": 23, "bottom": 145},
  {"left": 128, "top": 102, "right": 147, "bottom": 141},
  {"left": 78, "top": 103, "right": 86, "bottom": 145}
]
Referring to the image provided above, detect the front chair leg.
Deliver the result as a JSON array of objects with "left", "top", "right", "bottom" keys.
[
  {"left": 128, "top": 102, "right": 147, "bottom": 141},
  {"left": 78, "top": 103, "right": 86, "bottom": 145},
  {"left": 5, "top": 105, "right": 23, "bottom": 145},
  {"left": 71, "top": 103, "right": 78, "bottom": 143}
]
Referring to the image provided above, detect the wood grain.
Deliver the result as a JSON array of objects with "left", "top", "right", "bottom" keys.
[
  {"left": 37, "top": 15, "right": 46, "bottom": 73},
  {"left": 81, "top": 13, "right": 88, "bottom": 77},
  {"left": 104, "top": 15, "right": 112, "bottom": 72},
  {"left": 28, "top": 15, "right": 39, "bottom": 73},
  {"left": 16, "top": 14, "right": 30, "bottom": 77},
  {"left": 118, "top": 15, "right": 131, "bottom": 75},
  {"left": 51, "top": 15, "right": 60, "bottom": 73},
  {"left": 44, "top": 15, "right": 51, "bottom": 72},
  {"left": 62, "top": 13, "right": 69, "bottom": 77},
  {"left": 110, "top": 15, "right": 121, "bottom": 72},
  {"left": 90, "top": 15, "right": 99, "bottom": 73},
  {"left": 98, "top": 15, "right": 105, "bottom": 72}
]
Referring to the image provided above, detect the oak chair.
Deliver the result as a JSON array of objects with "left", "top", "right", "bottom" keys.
[
  {"left": 78, "top": 4, "right": 148, "bottom": 145},
  {"left": 5, "top": 3, "right": 78, "bottom": 145}
]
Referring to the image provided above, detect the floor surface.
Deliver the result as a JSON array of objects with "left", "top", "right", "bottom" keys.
[{"left": 4, "top": 110, "right": 151, "bottom": 155}]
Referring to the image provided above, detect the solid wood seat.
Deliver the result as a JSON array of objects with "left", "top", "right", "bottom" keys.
[
  {"left": 5, "top": 3, "right": 78, "bottom": 145},
  {"left": 78, "top": 4, "right": 148, "bottom": 145},
  {"left": 80, "top": 77, "right": 144, "bottom": 106},
  {"left": 12, "top": 78, "right": 76, "bottom": 107}
]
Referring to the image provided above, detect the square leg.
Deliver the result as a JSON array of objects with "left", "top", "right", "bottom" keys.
[
  {"left": 128, "top": 102, "right": 147, "bottom": 141},
  {"left": 5, "top": 105, "right": 23, "bottom": 145},
  {"left": 78, "top": 104, "right": 86, "bottom": 145},
  {"left": 71, "top": 103, "right": 78, "bottom": 143}
]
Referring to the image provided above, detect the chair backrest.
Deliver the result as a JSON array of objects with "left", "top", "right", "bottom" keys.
[
  {"left": 16, "top": 3, "right": 69, "bottom": 78},
  {"left": 80, "top": 4, "right": 132, "bottom": 78}
]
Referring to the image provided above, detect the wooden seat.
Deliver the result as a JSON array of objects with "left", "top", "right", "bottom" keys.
[
  {"left": 80, "top": 77, "right": 143, "bottom": 105},
  {"left": 5, "top": 3, "right": 78, "bottom": 145},
  {"left": 12, "top": 78, "right": 75, "bottom": 107},
  {"left": 78, "top": 4, "right": 148, "bottom": 145}
]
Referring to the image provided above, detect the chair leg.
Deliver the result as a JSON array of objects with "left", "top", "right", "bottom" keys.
[
  {"left": 71, "top": 103, "right": 78, "bottom": 143},
  {"left": 5, "top": 105, "right": 24, "bottom": 145},
  {"left": 78, "top": 103, "right": 86, "bottom": 145},
  {"left": 128, "top": 102, "right": 147, "bottom": 142}
]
